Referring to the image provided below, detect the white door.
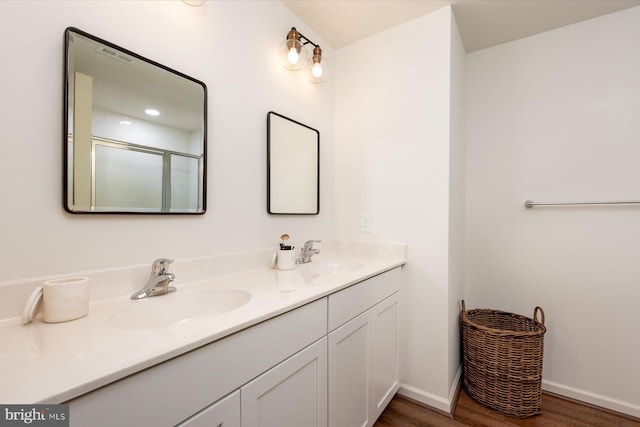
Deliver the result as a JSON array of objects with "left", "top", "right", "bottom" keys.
[
  {"left": 241, "top": 337, "right": 327, "bottom": 427},
  {"left": 370, "top": 293, "right": 400, "bottom": 420},
  {"left": 328, "top": 311, "right": 371, "bottom": 427}
]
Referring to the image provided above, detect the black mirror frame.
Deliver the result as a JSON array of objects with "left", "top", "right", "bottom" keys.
[
  {"left": 63, "top": 27, "right": 208, "bottom": 215},
  {"left": 267, "top": 111, "right": 320, "bottom": 215}
]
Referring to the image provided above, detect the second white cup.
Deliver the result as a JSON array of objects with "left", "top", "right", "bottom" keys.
[{"left": 277, "top": 249, "right": 296, "bottom": 270}]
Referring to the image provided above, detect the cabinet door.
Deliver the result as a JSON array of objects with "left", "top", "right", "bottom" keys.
[
  {"left": 370, "top": 292, "right": 400, "bottom": 421},
  {"left": 328, "top": 311, "right": 371, "bottom": 427},
  {"left": 176, "top": 390, "right": 240, "bottom": 427},
  {"left": 241, "top": 337, "right": 327, "bottom": 427}
]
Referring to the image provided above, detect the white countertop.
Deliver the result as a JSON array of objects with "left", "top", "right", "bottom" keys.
[{"left": 0, "top": 245, "right": 405, "bottom": 404}]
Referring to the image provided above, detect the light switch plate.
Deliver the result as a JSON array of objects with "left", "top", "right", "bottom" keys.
[{"left": 361, "top": 214, "right": 372, "bottom": 233}]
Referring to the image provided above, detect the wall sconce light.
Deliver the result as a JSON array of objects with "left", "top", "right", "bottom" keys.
[{"left": 281, "top": 27, "right": 327, "bottom": 84}]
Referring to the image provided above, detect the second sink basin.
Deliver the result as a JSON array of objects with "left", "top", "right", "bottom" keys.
[
  {"left": 107, "top": 288, "right": 251, "bottom": 330},
  {"left": 308, "top": 260, "right": 364, "bottom": 274}
]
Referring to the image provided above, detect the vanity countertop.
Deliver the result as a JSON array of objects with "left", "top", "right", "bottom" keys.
[{"left": 0, "top": 245, "right": 405, "bottom": 404}]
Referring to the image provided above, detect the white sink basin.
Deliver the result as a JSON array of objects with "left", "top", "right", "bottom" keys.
[
  {"left": 308, "top": 260, "right": 364, "bottom": 274},
  {"left": 107, "top": 289, "right": 251, "bottom": 330}
]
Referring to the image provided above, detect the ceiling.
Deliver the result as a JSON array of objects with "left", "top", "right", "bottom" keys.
[
  {"left": 281, "top": 0, "right": 640, "bottom": 52},
  {"left": 70, "top": 30, "right": 203, "bottom": 132}
]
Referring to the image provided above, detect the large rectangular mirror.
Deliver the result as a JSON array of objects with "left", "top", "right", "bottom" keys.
[
  {"left": 64, "top": 27, "right": 207, "bottom": 214},
  {"left": 267, "top": 112, "right": 319, "bottom": 215}
]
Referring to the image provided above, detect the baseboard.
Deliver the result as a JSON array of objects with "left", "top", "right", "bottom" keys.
[
  {"left": 448, "top": 366, "right": 463, "bottom": 414},
  {"left": 543, "top": 379, "right": 640, "bottom": 420},
  {"left": 397, "top": 366, "right": 462, "bottom": 416},
  {"left": 398, "top": 384, "right": 452, "bottom": 414},
  {"left": 399, "top": 372, "right": 639, "bottom": 421}
]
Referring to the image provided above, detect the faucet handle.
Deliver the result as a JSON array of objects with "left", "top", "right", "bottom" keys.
[
  {"left": 309, "top": 240, "right": 321, "bottom": 251},
  {"left": 302, "top": 240, "right": 322, "bottom": 256},
  {"left": 151, "top": 258, "right": 174, "bottom": 275}
]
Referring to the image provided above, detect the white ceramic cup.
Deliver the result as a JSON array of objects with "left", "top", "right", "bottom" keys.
[
  {"left": 277, "top": 249, "right": 296, "bottom": 271},
  {"left": 22, "top": 277, "right": 90, "bottom": 324}
]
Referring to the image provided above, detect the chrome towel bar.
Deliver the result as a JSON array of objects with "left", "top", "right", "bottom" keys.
[{"left": 525, "top": 199, "right": 640, "bottom": 208}]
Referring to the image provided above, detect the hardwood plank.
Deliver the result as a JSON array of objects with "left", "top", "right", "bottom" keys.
[
  {"left": 374, "top": 395, "right": 462, "bottom": 427},
  {"left": 374, "top": 390, "right": 640, "bottom": 427}
]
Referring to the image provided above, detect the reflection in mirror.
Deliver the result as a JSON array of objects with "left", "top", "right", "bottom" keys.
[
  {"left": 267, "top": 112, "right": 319, "bottom": 215},
  {"left": 64, "top": 27, "right": 207, "bottom": 214}
]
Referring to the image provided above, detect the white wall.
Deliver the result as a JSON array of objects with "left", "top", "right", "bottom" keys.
[
  {"left": 466, "top": 6, "right": 640, "bottom": 417},
  {"left": 0, "top": 1, "right": 335, "bottom": 282},
  {"left": 447, "top": 10, "right": 466, "bottom": 400},
  {"left": 334, "top": 6, "right": 465, "bottom": 411}
]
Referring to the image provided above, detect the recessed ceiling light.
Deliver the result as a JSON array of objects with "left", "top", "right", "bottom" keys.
[
  {"left": 145, "top": 109, "right": 160, "bottom": 116},
  {"left": 119, "top": 120, "right": 132, "bottom": 125}
]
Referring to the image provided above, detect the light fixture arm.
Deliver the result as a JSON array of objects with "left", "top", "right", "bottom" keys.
[{"left": 287, "top": 27, "right": 319, "bottom": 49}]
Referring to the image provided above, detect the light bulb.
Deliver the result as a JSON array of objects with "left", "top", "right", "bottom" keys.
[
  {"left": 311, "top": 62, "right": 323, "bottom": 78},
  {"left": 287, "top": 47, "right": 299, "bottom": 64}
]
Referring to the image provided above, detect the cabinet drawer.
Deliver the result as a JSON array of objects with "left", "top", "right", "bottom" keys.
[{"left": 328, "top": 267, "right": 400, "bottom": 332}]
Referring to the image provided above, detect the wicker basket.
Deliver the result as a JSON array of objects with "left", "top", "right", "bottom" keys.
[{"left": 461, "top": 300, "right": 546, "bottom": 418}]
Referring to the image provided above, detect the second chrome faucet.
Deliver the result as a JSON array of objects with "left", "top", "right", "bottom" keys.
[{"left": 296, "top": 240, "right": 321, "bottom": 264}]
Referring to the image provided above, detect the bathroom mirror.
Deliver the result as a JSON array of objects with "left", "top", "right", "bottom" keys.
[
  {"left": 267, "top": 112, "right": 319, "bottom": 215},
  {"left": 64, "top": 27, "right": 207, "bottom": 214}
]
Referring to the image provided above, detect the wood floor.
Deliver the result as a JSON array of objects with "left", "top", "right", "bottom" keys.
[{"left": 374, "top": 390, "right": 640, "bottom": 427}]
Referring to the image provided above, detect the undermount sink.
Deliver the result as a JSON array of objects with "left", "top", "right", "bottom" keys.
[
  {"left": 107, "top": 289, "right": 251, "bottom": 330},
  {"left": 308, "top": 260, "right": 364, "bottom": 274}
]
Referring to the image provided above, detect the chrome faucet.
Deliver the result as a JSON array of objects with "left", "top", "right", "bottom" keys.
[
  {"left": 296, "top": 240, "right": 321, "bottom": 264},
  {"left": 131, "top": 258, "right": 176, "bottom": 300}
]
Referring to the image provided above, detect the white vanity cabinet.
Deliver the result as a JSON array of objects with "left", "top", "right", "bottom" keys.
[
  {"left": 327, "top": 267, "right": 401, "bottom": 427},
  {"left": 66, "top": 266, "right": 402, "bottom": 427}
]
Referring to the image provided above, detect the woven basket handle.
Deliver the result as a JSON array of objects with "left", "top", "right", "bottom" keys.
[
  {"left": 461, "top": 299, "right": 466, "bottom": 313},
  {"left": 533, "top": 306, "right": 545, "bottom": 325}
]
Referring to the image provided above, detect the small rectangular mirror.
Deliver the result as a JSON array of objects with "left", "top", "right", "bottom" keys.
[
  {"left": 64, "top": 27, "right": 207, "bottom": 214},
  {"left": 267, "top": 112, "right": 319, "bottom": 215}
]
